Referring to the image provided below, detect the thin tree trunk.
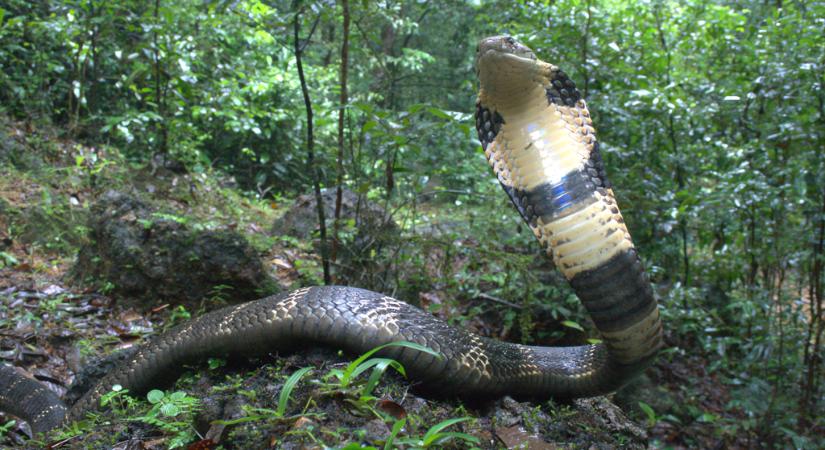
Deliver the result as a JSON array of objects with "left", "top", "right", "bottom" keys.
[
  {"left": 802, "top": 185, "right": 825, "bottom": 420},
  {"left": 293, "top": 2, "right": 331, "bottom": 285},
  {"left": 380, "top": 1, "right": 430, "bottom": 197},
  {"left": 331, "top": 0, "right": 350, "bottom": 271},
  {"left": 68, "top": 39, "right": 85, "bottom": 133},
  {"left": 88, "top": 0, "right": 98, "bottom": 118},
  {"left": 580, "top": 0, "right": 592, "bottom": 98},
  {"left": 153, "top": 0, "right": 167, "bottom": 153},
  {"left": 655, "top": 7, "right": 689, "bottom": 289}
]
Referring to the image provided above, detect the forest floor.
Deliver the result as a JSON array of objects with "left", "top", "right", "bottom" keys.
[{"left": 0, "top": 117, "right": 759, "bottom": 448}]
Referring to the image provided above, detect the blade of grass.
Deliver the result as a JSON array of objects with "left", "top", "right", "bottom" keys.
[
  {"left": 362, "top": 358, "right": 404, "bottom": 396},
  {"left": 384, "top": 418, "right": 406, "bottom": 450},
  {"left": 426, "top": 431, "right": 480, "bottom": 446},
  {"left": 276, "top": 367, "right": 312, "bottom": 416},
  {"left": 341, "top": 341, "right": 440, "bottom": 387},
  {"left": 422, "top": 417, "right": 473, "bottom": 444}
]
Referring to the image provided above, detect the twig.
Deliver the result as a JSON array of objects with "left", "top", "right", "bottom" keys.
[{"left": 474, "top": 293, "right": 522, "bottom": 310}]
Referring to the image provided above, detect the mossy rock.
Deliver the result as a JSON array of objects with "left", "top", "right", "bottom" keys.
[
  {"left": 0, "top": 120, "right": 45, "bottom": 170},
  {"left": 72, "top": 191, "right": 277, "bottom": 306},
  {"left": 273, "top": 188, "right": 399, "bottom": 288}
]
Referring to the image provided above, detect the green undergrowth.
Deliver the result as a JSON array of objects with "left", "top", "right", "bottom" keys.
[
  {"left": 28, "top": 339, "right": 644, "bottom": 449},
  {"left": 34, "top": 342, "right": 486, "bottom": 449},
  {"left": 623, "top": 284, "right": 825, "bottom": 449},
  {"left": 0, "top": 116, "right": 285, "bottom": 266}
]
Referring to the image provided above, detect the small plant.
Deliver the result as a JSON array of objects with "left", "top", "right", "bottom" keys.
[
  {"left": 136, "top": 389, "right": 201, "bottom": 448},
  {"left": 322, "top": 341, "right": 440, "bottom": 397},
  {"left": 0, "top": 420, "right": 16, "bottom": 440},
  {"left": 95, "top": 385, "right": 201, "bottom": 448},
  {"left": 313, "top": 341, "right": 440, "bottom": 419},
  {"left": 99, "top": 384, "right": 137, "bottom": 413},
  {"left": 206, "top": 284, "right": 234, "bottom": 304},
  {"left": 215, "top": 366, "right": 316, "bottom": 425},
  {"left": 165, "top": 305, "right": 191, "bottom": 329},
  {"left": 383, "top": 418, "right": 406, "bottom": 450},
  {"left": 40, "top": 294, "right": 66, "bottom": 315},
  {"left": 638, "top": 401, "right": 658, "bottom": 427},
  {"left": 0, "top": 251, "right": 18, "bottom": 268},
  {"left": 277, "top": 366, "right": 313, "bottom": 416},
  {"left": 100, "top": 281, "right": 116, "bottom": 294},
  {"left": 392, "top": 416, "right": 480, "bottom": 449},
  {"left": 293, "top": 257, "right": 324, "bottom": 285}
]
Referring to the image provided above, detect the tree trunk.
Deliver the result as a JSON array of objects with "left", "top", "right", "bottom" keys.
[
  {"left": 293, "top": 2, "right": 331, "bottom": 285},
  {"left": 331, "top": 0, "right": 350, "bottom": 272}
]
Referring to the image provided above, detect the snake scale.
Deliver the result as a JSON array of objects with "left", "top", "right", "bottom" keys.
[{"left": 0, "top": 36, "right": 663, "bottom": 436}]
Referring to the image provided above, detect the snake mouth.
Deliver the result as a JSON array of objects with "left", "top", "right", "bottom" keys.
[
  {"left": 475, "top": 36, "right": 540, "bottom": 94},
  {"left": 476, "top": 35, "right": 537, "bottom": 61},
  {"left": 476, "top": 36, "right": 537, "bottom": 71}
]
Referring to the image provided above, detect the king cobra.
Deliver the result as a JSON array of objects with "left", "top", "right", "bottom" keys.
[{"left": 0, "top": 36, "right": 662, "bottom": 435}]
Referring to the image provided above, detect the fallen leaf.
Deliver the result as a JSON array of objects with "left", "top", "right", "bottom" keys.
[{"left": 376, "top": 399, "right": 406, "bottom": 419}]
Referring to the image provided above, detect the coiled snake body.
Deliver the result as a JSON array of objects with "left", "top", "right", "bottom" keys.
[{"left": 0, "top": 36, "right": 663, "bottom": 435}]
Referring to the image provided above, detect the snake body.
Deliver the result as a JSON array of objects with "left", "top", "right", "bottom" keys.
[{"left": 0, "top": 36, "right": 662, "bottom": 435}]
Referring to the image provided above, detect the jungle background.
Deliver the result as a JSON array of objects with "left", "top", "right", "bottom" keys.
[{"left": 0, "top": 0, "right": 823, "bottom": 448}]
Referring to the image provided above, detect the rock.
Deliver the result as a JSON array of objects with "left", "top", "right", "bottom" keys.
[
  {"left": 272, "top": 187, "right": 395, "bottom": 240},
  {"left": 72, "top": 191, "right": 276, "bottom": 305},
  {"left": 486, "top": 395, "right": 647, "bottom": 449},
  {"left": 363, "top": 418, "right": 390, "bottom": 442},
  {"left": 272, "top": 188, "right": 399, "bottom": 287},
  {"left": 0, "top": 120, "right": 43, "bottom": 170},
  {"left": 571, "top": 397, "right": 648, "bottom": 445},
  {"left": 18, "top": 203, "right": 88, "bottom": 249}
]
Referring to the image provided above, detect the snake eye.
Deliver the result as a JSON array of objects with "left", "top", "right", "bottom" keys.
[{"left": 505, "top": 36, "right": 515, "bottom": 45}]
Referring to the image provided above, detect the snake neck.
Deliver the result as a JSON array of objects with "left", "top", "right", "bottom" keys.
[{"left": 477, "top": 62, "right": 556, "bottom": 117}]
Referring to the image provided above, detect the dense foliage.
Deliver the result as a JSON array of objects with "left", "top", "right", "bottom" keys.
[{"left": 1, "top": 0, "right": 823, "bottom": 447}]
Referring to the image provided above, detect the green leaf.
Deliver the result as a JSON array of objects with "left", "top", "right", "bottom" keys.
[
  {"left": 561, "top": 320, "right": 584, "bottom": 332},
  {"left": 428, "top": 431, "right": 480, "bottom": 446},
  {"left": 341, "top": 341, "right": 440, "bottom": 387},
  {"left": 426, "top": 106, "right": 451, "bottom": 120},
  {"left": 0, "top": 252, "right": 19, "bottom": 267},
  {"left": 384, "top": 418, "right": 406, "bottom": 450},
  {"left": 363, "top": 120, "right": 378, "bottom": 132},
  {"left": 340, "top": 444, "right": 377, "bottom": 450},
  {"left": 160, "top": 403, "right": 181, "bottom": 417},
  {"left": 638, "top": 401, "right": 656, "bottom": 426},
  {"left": 407, "top": 103, "right": 426, "bottom": 114},
  {"left": 276, "top": 367, "right": 312, "bottom": 417},
  {"left": 422, "top": 417, "right": 473, "bottom": 444},
  {"left": 208, "top": 358, "right": 226, "bottom": 370},
  {"left": 362, "top": 359, "right": 405, "bottom": 396},
  {"left": 349, "top": 358, "right": 399, "bottom": 379},
  {"left": 146, "top": 390, "right": 165, "bottom": 404}
]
